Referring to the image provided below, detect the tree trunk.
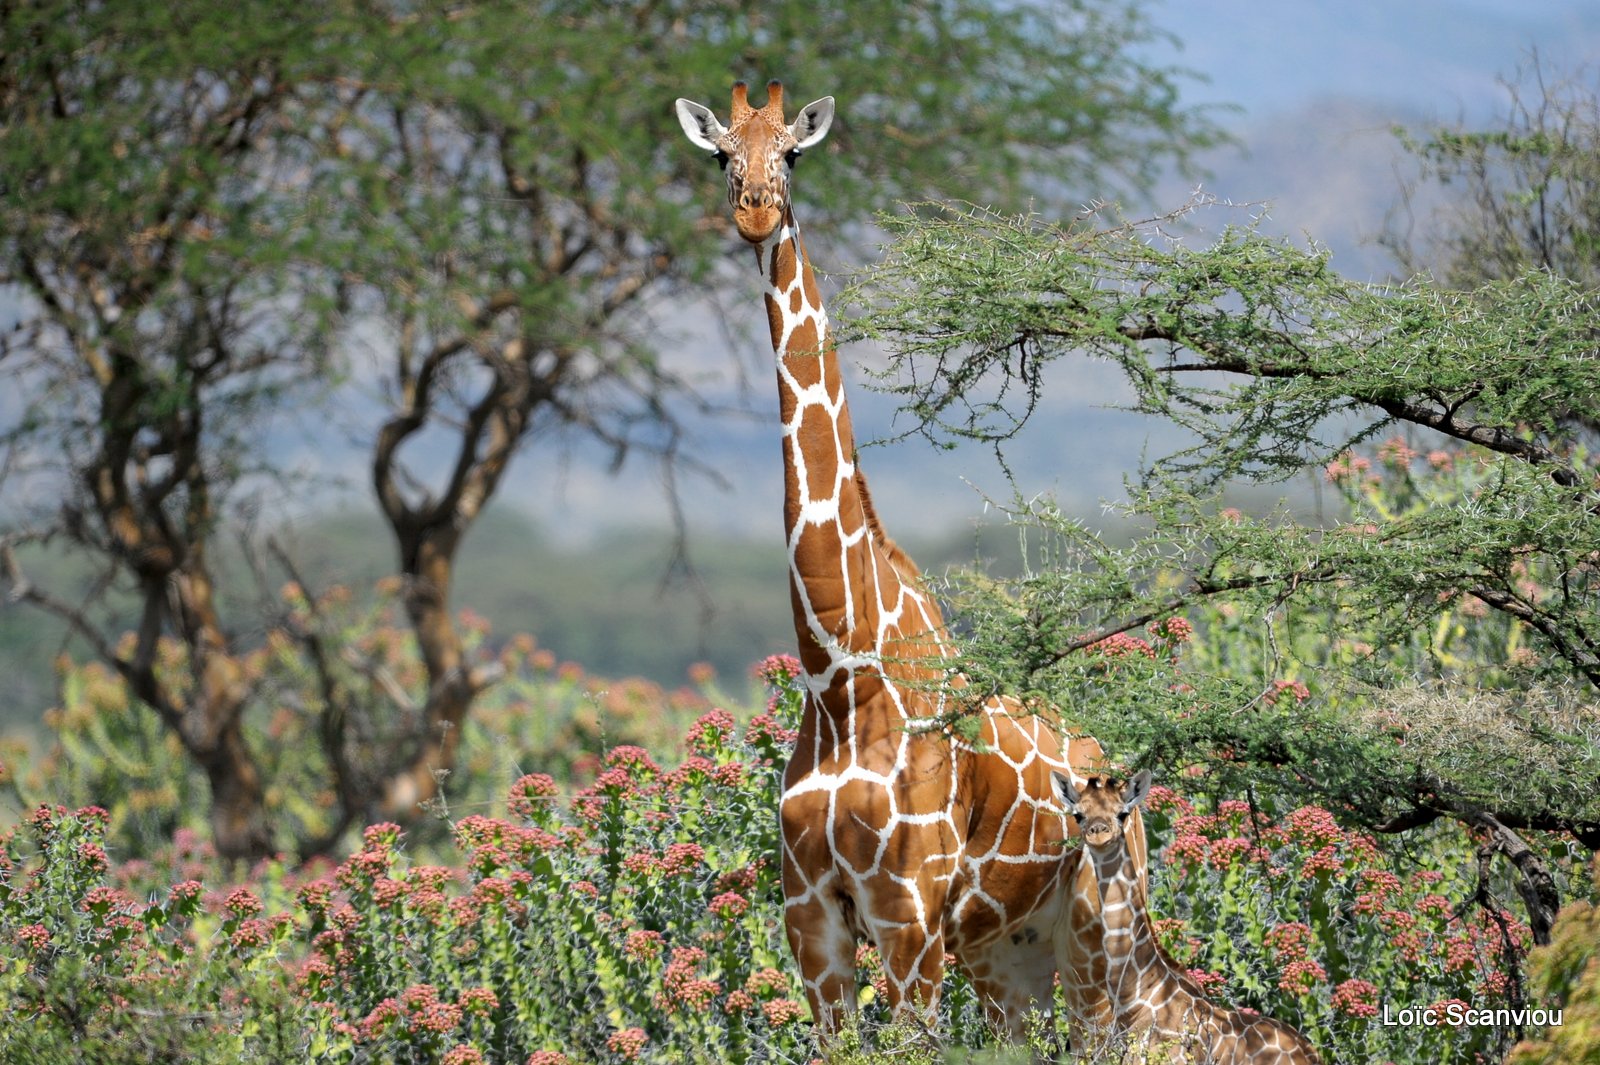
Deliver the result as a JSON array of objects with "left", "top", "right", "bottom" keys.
[
  {"left": 198, "top": 719, "right": 274, "bottom": 863},
  {"left": 379, "top": 528, "right": 481, "bottom": 820},
  {"left": 180, "top": 567, "right": 276, "bottom": 863}
]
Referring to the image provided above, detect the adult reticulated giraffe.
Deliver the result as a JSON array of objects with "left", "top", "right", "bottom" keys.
[{"left": 674, "top": 80, "right": 1143, "bottom": 1041}]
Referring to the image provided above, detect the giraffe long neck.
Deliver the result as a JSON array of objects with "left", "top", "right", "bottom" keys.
[
  {"left": 762, "top": 210, "right": 948, "bottom": 696},
  {"left": 1090, "top": 840, "right": 1187, "bottom": 1014}
]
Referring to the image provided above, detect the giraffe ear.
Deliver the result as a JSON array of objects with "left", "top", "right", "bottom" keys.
[
  {"left": 675, "top": 99, "right": 727, "bottom": 154},
  {"left": 789, "top": 96, "right": 835, "bottom": 150},
  {"left": 1052, "top": 770, "right": 1083, "bottom": 814},
  {"left": 1120, "top": 769, "right": 1153, "bottom": 813}
]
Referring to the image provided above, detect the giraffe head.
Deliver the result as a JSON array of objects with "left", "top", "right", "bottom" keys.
[
  {"left": 1053, "top": 770, "right": 1152, "bottom": 851},
  {"left": 675, "top": 80, "right": 835, "bottom": 244}
]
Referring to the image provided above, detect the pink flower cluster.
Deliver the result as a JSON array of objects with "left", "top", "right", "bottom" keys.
[
  {"left": 506, "top": 773, "right": 559, "bottom": 820},
  {"left": 1263, "top": 922, "right": 1314, "bottom": 959},
  {"left": 454, "top": 814, "right": 561, "bottom": 875},
  {"left": 708, "top": 890, "right": 749, "bottom": 919},
  {"left": 1263, "top": 679, "right": 1311, "bottom": 705},
  {"left": 657, "top": 945, "right": 721, "bottom": 1013},
  {"left": 746, "top": 713, "right": 800, "bottom": 749},
  {"left": 1148, "top": 616, "right": 1194, "bottom": 644},
  {"left": 1277, "top": 957, "right": 1328, "bottom": 995},
  {"left": 15, "top": 923, "right": 50, "bottom": 951},
  {"left": 607, "top": 1027, "right": 648, "bottom": 1060},
  {"left": 754, "top": 653, "right": 802, "bottom": 686},
  {"left": 623, "top": 929, "right": 665, "bottom": 962},
  {"left": 685, "top": 709, "right": 737, "bottom": 753},
  {"left": 1185, "top": 968, "right": 1228, "bottom": 995},
  {"left": 762, "top": 999, "right": 805, "bottom": 1026},
  {"left": 1376, "top": 437, "right": 1417, "bottom": 469},
  {"left": 223, "top": 886, "right": 263, "bottom": 919},
  {"left": 659, "top": 842, "right": 705, "bottom": 877},
  {"left": 745, "top": 967, "right": 790, "bottom": 997},
  {"left": 1331, "top": 977, "right": 1379, "bottom": 1017},
  {"left": 1089, "top": 631, "right": 1157, "bottom": 659},
  {"left": 400, "top": 983, "right": 463, "bottom": 1034},
  {"left": 1324, "top": 450, "right": 1372, "bottom": 485}
]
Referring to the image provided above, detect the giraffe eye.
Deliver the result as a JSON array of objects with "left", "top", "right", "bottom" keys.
[
  {"left": 785, "top": 148, "right": 801, "bottom": 167},
  {"left": 713, "top": 150, "right": 729, "bottom": 171}
]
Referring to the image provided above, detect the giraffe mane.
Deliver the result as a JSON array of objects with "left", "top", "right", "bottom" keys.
[{"left": 853, "top": 468, "right": 921, "bottom": 581}]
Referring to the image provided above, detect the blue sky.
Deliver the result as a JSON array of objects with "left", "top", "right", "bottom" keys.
[{"left": 1158, "top": 0, "right": 1598, "bottom": 117}]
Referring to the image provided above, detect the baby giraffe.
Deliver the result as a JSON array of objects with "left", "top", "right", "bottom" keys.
[{"left": 1053, "top": 771, "right": 1321, "bottom": 1064}]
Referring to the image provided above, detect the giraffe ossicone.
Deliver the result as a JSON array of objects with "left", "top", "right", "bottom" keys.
[
  {"left": 675, "top": 79, "right": 1144, "bottom": 1043},
  {"left": 1052, "top": 771, "right": 1323, "bottom": 1064}
]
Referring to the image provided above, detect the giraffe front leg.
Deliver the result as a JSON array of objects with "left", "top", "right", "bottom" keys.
[
  {"left": 782, "top": 884, "right": 859, "bottom": 1041},
  {"left": 868, "top": 916, "right": 947, "bottom": 1041}
]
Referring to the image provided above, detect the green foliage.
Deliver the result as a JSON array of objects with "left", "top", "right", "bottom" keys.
[
  {"left": 1143, "top": 790, "right": 1526, "bottom": 1063},
  {"left": 2, "top": 581, "right": 733, "bottom": 859},
  {"left": 849, "top": 202, "right": 1597, "bottom": 486},
  {"left": 846, "top": 201, "right": 1600, "bottom": 859},
  {"left": 1509, "top": 863, "right": 1600, "bottom": 1064},
  {"left": 0, "top": 805, "right": 307, "bottom": 1063},
  {"left": 911, "top": 441, "right": 1600, "bottom": 851}
]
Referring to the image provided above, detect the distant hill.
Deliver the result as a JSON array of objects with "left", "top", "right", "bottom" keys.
[
  {"left": 0, "top": 506, "right": 1038, "bottom": 740},
  {"left": 0, "top": 474, "right": 1325, "bottom": 746}
]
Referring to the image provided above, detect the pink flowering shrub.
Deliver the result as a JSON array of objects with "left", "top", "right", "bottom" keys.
[
  {"left": 0, "top": 646, "right": 1555, "bottom": 1064},
  {"left": 0, "top": 660, "right": 820, "bottom": 1063},
  {"left": 1144, "top": 793, "right": 1529, "bottom": 1062},
  {"left": 0, "top": 804, "right": 305, "bottom": 1060},
  {"left": 277, "top": 661, "right": 817, "bottom": 1064}
]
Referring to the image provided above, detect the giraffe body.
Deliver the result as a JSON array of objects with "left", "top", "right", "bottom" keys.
[
  {"left": 1053, "top": 773, "right": 1321, "bottom": 1064},
  {"left": 676, "top": 81, "right": 1143, "bottom": 1039}
]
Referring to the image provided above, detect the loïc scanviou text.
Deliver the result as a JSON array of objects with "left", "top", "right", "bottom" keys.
[{"left": 1381, "top": 1003, "right": 1562, "bottom": 1028}]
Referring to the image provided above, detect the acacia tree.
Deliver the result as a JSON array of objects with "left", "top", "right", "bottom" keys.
[
  {"left": 847, "top": 197, "right": 1600, "bottom": 942},
  {"left": 0, "top": 0, "right": 1227, "bottom": 858},
  {"left": 0, "top": 4, "right": 338, "bottom": 860}
]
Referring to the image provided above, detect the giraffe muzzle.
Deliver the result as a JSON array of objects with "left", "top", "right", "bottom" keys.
[
  {"left": 733, "top": 202, "right": 783, "bottom": 243},
  {"left": 1083, "top": 821, "right": 1116, "bottom": 848}
]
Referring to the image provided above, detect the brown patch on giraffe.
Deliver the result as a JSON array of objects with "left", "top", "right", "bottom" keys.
[
  {"left": 880, "top": 821, "right": 952, "bottom": 890},
  {"left": 789, "top": 524, "right": 852, "bottom": 634},
  {"left": 952, "top": 892, "right": 1004, "bottom": 943},
  {"left": 785, "top": 317, "right": 823, "bottom": 364},
  {"left": 769, "top": 235, "right": 799, "bottom": 291},
  {"left": 764, "top": 293, "right": 785, "bottom": 348},
  {"left": 796, "top": 403, "right": 840, "bottom": 503},
  {"left": 803, "top": 260, "right": 822, "bottom": 311},
  {"left": 789, "top": 287, "right": 804, "bottom": 315},
  {"left": 830, "top": 782, "right": 890, "bottom": 874}
]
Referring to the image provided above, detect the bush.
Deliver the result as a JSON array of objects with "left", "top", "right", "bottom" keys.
[
  {"left": 1508, "top": 859, "right": 1600, "bottom": 1064},
  {"left": 1143, "top": 788, "right": 1527, "bottom": 1062}
]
